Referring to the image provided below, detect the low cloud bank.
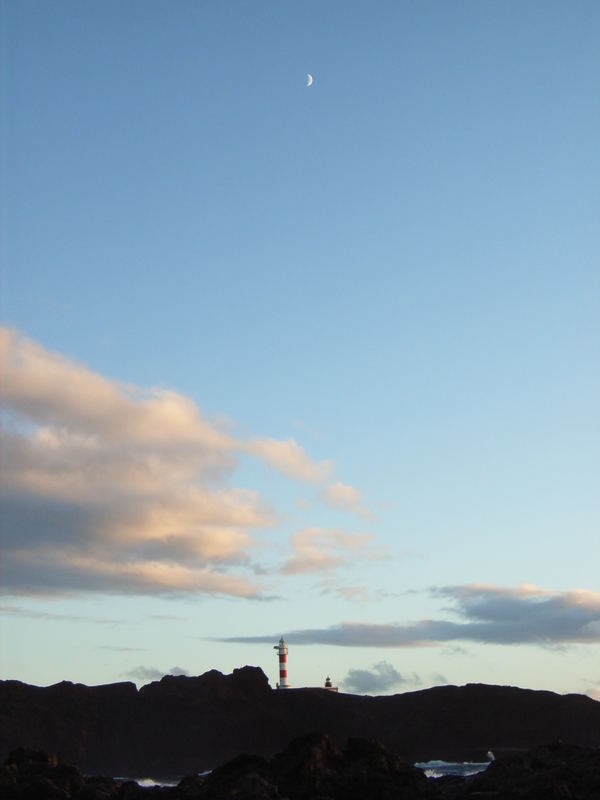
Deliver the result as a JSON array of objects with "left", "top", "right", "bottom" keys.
[
  {"left": 219, "top": 584, "right": 600, "bottom": 648},
  {"left": 128, "top": 665, "right": 189, "bottom": 683},
  {"left": 343, "top": 661, "right": 414, "bottom": 694}
]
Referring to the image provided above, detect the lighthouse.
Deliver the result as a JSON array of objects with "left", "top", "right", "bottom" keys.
[{"left": 274, "top": 636, "right": 290, "bottom": 689}]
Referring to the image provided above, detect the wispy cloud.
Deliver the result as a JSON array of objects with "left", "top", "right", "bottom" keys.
[
  {"left": 319, "top": 585, "right": 406, "bottom": 603},
  {"left": 343, "top": 661, "right": 417, "bottom": 694},
  {"left": 280, "top": 528, "right": 374, "bottom": 575},
  {"left": 0, "top": 328, "right": 339, "bottom": 598},
  {"left": 323, "top": 585, "right": 372, "bottom": 602},
  {"left": 441, "top": 645, "right": 470, "bottom": 657},
  {"left": 0, "top": 605, "right": 122, "bottom": 624},
  {"left": 245, "top": 438, "right": 332, "bottom": 483},
  {"left": 319, "top": 481, "right": 374, "bottom": 519},
  {"left": 218, "top": 584, "right": 600, "bottom": 647}
]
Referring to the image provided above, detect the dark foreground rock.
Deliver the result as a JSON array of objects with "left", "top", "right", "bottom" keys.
[
  {"left": 2, "top": 668, "right": 600, "bottom": 774},
  {"left": 460, "top": 741, "right": 600, "bottom": 799},
  {"left": 3, "top": 738, "right": 600, "bottom": 800},
  {"left": 0, "top": 747, "right": 105, "bottom": 799},
  {"left": 0, "top": 736, "right": 437, "bottom": 800}
]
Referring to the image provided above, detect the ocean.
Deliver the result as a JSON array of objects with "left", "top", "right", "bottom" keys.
[
  {"left": 414, "top": 758, "right": 493, "bottom": 779},
  {"left": 120, "top": 770, "right": 211, "bottom": 788},
  {"left": 128, "top": 759, "right": 492, "bottom": 787}
]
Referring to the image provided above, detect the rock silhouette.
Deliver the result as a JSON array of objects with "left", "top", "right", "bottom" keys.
[{"left": 1, "top": 666, "right": 600, "bottom": 776}]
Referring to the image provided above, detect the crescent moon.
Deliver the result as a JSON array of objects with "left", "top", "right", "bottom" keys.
[{"left": 307, "top": 73, "right": 313, "bottom": 87}]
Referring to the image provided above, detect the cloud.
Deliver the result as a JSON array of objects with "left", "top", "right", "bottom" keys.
[
  {"left": 245, "top": 438, "right": 332, "bottom": 483},
  {"left": 2, "top": 490, "right": 266, "bottom": 597},
  {"left": 320, "top": 481, "right": 374, "bottom": 519},
  {"left": 129, "top": 667, "right": 164, "bottom": 681},
  {"left": 343, "top": 661, "right": 415, "bottom": 694},
  {"left": 441, "top": 645, "right": 470, "bottom": 657},
  {"left": 0, "top": 605, "right": 122, "bottom": 624},
  {"left": 128, "top": 665, "right": 189, "bottom": 683},
  {"left": 323, "top": 585, "right": 372, "bottom": 602},
  {"left": 0, "top": 328, "right": 235, "bottom": 474},
  {"left": 318, "top": 583, "right": 403, "bottom": 603},
  {"left": 218, "top": 584, "right": 600, "bottom": 648},
  {"left": 582, "top": 677, "right": 600, "bottom": 702},
  {"left": 280, "top": 528, "right": 374, "bottom": 575},
  {"left": 0, "top": 328, "right": 336, "bottom": 598}
]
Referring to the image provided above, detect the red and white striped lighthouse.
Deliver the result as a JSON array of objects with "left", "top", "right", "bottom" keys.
[{"left": 274, "top": 636, "right": 290, "bottom": 689}]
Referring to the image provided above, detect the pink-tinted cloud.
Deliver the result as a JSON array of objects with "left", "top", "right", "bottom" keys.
[
  {"left": 245, "top": 437, "right": 333, "bottom": 483},
  {"left": 0, "top": 327, "right": 340, "bottom": 598},
  {"left": 320, "top": 480, "right": 374, "bottom": 519},
  {"left": 280, "top": 527, "right": 374, "bottom": 575}
]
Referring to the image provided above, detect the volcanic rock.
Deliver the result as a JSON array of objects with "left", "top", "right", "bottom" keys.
[
  {"left": 4, "top": 739, "right": 600, "bottom": 800},
  {"left": 462, "top": 741, "right": 600, "bottom": 798},
  {"left": 2, "top": 667, "right": 600, "bottom": 776}
]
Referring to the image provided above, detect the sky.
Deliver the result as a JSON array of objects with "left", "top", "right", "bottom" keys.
[{"left": 1, "top": 0, "right": 599, "bottom": 700}]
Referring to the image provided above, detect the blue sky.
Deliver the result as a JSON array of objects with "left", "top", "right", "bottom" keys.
[{"left": 1, "top": 1, "right": 599, "bottom": 699}]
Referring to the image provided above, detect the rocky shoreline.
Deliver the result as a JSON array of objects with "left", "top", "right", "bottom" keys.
[{"left": 3, "top": 734, "right": 600, "bottom": 799}]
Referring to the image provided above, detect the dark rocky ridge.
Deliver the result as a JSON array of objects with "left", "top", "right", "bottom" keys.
[{"left": 1, "top": 666, "right": 600, "bottom": 776}]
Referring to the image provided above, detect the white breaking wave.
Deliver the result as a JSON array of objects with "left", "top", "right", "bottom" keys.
[{"left": 415, "top": 760, "right": 491, "bottom": 779}]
